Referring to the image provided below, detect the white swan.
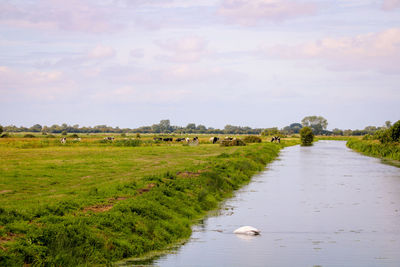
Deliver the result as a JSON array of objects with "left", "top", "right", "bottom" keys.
[{"left": 233, "top": 226, "right": 260, "bottom": 235}]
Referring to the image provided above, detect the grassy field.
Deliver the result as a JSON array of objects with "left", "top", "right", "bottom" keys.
[
  {"left": 0, "top": 134, "right": 299, "bottom": 266},
  {"left": 346, "top": 139, "right": 400, "bottom": 162}
]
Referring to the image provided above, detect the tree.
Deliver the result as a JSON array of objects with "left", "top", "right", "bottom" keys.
[
  {"left": 389, "top": 120, "right": 400, "bottom": 142},
  {"left": 29, "top": 124, "right": 42, "bottom": 132},
  {"left": 0, "top": 125, "right": 3, "bottom": 135},
  {"left": 301, "top": 116, "right": 328, "bottom": 135},
  {"left": 300, "top": 127, "right": 314, "bottom": 146},
  {"left": 385, "top": 121, "right": 392, "bottom": 128}
]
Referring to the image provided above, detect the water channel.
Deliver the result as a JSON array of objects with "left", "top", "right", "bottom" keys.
[{"left": 141, "top": 141, "right": 400, "bottom": 266}]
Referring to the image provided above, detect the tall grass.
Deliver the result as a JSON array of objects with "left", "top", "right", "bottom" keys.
[{"left": 347, "top": 139, "right": 400, "bottom": 161}]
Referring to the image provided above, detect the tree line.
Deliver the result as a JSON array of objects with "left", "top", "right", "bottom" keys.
[{"left": 0, "top": 117, "right": 396, "bottom": 136}]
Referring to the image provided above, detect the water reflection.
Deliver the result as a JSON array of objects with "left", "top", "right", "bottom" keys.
[{"left": 142, "top": 141, "right": 400, "bottom": 266}]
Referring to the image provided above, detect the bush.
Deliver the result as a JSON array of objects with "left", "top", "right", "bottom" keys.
[
  {"left": 243, "top": 136, "right": 262, "bottom": 143},
  {"left": 114, "top": 139, "right": 142, "bottom": 147},
  {"left": 0, "top": 125, "right": 3, "bottom": 135},
  {"left": 136, "top": 133, "right": 141, "bottom": 138},
  {"left": 300, "top": 127, "right": 314, "bottom": 146},
  {"left": 69, "top": 134, "right": 79, "bottom": 138},
  {"left": 374, "top": 129, "right": 392, "bottom": 143},
  {"left": 220, "top": 139, "right": 246, "bottom": 146},
  {"left": 389, "top": 120, "right": 400, "bottom": 142},
  {"left": 45, "top": 134, "right": 56, "bottom": 138},
  {"left": 61, "top": 131, "right": 67, "bottom": 136},
  {"left": 121, "top": 133, "right": 127, "bottom": 137},
  {"left": 0, "top": 133, "right": 10, "bottom": 138},
  {"left": 23, "top": 134, "right": 36, "bottom": 138}
]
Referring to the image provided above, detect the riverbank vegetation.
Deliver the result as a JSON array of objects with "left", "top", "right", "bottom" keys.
[
  {"left": 347, "top": 120, "right": 400, "bottom": 162},
  {"left": 300, "top": 127, "right": 314, "bottom": 146},
  {"left": 0, "top": 136, "right": 299, "bottom": 265}
]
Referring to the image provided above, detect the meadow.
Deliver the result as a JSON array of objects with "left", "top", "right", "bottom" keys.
[{"left": 0, "top": 133, "right": 299, "bottom": 265}]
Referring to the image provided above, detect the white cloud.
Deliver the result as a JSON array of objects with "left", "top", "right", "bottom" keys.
[
  {"left": 218, "top": 0, "right": 317, "bottom": 25},
  {"left": 262, "top": 28, "right": 400, "bottom": 73}
]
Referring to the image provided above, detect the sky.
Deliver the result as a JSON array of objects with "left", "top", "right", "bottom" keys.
[{"left": 0, "top": 0, "right": 399, "bottom": 130}]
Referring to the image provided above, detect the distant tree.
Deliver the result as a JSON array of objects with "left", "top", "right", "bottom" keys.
[
  {"left": 385, "top": 121, "right": 392, "bottom": 128},
  {"left": 186, "top": 123, "right": 196, "bottom": 130},
  {"left": 29, "top": 124, "right": 42, "bottom": 132},
  {"left": 0, "top": 125, "right": 3, "bottom": 135},
  {"left": 300, "top": 127, "right": 314, "bottom": 146},
  {"left": 301, "top": 116, "right": 328, "bottom": 135},
  {"left": 332, "top": 128, "right": 343, "bottom": 136}
]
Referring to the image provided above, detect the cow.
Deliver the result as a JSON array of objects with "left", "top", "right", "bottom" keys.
[
  {"left": 60, "top": 137, "right": 66, "bottom": 144},
  {"left": 163, "top": 138, "right": 173, "bottom": 142},
  {"left": 185, "top": 137, "right": 190, "bottom": 142},
  {"left": 271, "top": 136, "right": 280, "bottom": 143},
  {"left": 210, "top": 137, "right": 220, "bottom": 144},
  {"left": 225, "top": 137, "right": 234, "bottom": 141},
  {"left": 193, "top": 137, "right": 199, "bottom": 142},
  {"left": 175, "top": 138, "right": 185, "bottom": 142}
]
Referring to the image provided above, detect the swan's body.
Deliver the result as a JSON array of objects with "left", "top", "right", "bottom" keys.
[{"left": 233, "top": 226, "right": 260, "bottom": 235}]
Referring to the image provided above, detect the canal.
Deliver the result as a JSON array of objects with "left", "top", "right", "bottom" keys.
[{"left": 143, "top": 141, "right": 400, "bottom": 266}]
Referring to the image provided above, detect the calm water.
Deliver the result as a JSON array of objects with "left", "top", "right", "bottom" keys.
[{"left": 142, "top": 141, "right": 400, "bottom": 266}]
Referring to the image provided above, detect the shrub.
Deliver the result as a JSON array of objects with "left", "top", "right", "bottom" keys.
[
  {"left": 243, "top": 136, "right": 262, "bottom": 143},
  {"left": 121, "top": 133, "right": 127, "bottom": 137},
  {"left": 23, "top": 134, "right": 36, "bottom": 138},
  {"left": 69, "top": 134, "right": 79, "bottom": 138},
  {"left": 389, "top": 120, "right": 400, "bottom": 142},
  {"left": 45, "top": 134, "right": 56, "bottom": 138},
  {"left": 300, "top": 127, "right": 314, "bottom": 146},
  {"left": 374, "top": 129, "right": 392, "bottom": 143},
  {"left": 220, "top": 139, "right": 246, "bottom": 146},
  {"left": 136, "top": 133, "right": 141, "bottom": 138},
  {"left": 61, "top": 131, "right": 67, "bottom": 136},
  {"left": 0, "top": 125, "right": 3, "bottom": 135},
  {"left": 0, "top": 133, "right": 10, "bottom": 138},
  {"left": 114, "top": 139, "right": 142, "bottom": 147}
]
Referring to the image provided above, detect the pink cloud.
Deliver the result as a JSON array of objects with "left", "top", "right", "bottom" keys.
[
  {"left": 218, "top": 0, "right": 317, "bottom": 25},
  {"left": 87, "top": 45, "right": 116, "bottom": 59},
  {"left": 382, "top": 0, "right": 400, "bottom": 11},
  {"left": 263, "top": 28, "right": 400, "bottom": 73},
  {"left": 0, "top": 0, "right": 119, "bottom": 33},
  {"left": 156, "top": 37, "right": 210, "bottom": 63}
]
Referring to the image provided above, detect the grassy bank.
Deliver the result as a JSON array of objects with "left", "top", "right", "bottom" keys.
[
  {"left": 347, "top": 139, "right": 400, "bottom": 162},
  {"left": 0, "top": 138, "right": 298, "bottom": 266}
]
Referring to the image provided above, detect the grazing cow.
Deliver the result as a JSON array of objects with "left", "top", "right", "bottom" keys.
[
  {"left": 210, "top": 137, "right": 220, "bottom": 144},
  {"left": 225, "top": 137, "right": 234, "bottom": 141},
  {"left": 271, "top": 136, "right": 280, "bottom": 143},
  {"left": 104, "top": 137, "right": 115, "bottom": 141},
  {"left": 175, "top": 138, "right": 185, "bottom": 142},
  {"left": 193, "top": 137, "right": 199, "bottom": 142},
  {"left": 60, "top": 137, "right": 66, "bottom": 144},
  {"left": 163, "top": 138, "right": 173, "bottom": 142},
  {"left": 185, "top": 137, "right": 190, "bottom": 142}
]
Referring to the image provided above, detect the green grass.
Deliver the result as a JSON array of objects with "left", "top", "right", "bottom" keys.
[
  {"left": 0, "top": 137, "right": 299, "bottom": 266},
  {"left": 347, "top": 139, "right": 400, "bottom": 162}
]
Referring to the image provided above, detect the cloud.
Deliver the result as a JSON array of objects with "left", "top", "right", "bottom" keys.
[
  {"left": 0, "top": 0, "right": 119, "bottom": 33},
  {"left": 90, "top": 86, "right": 191, "bottom": 104},
  {"left": 217, "top": 0, "right": 317, "bottom": 25},
  {"left": 382, "top": 0, "right": 400, "bottom": 11},
  {"left": 0, "top": 66, "right": 75, "bottom": 101},
  {"left": 155, "top": 37, "right": 210, "bottom": 63},
  {"left": 262, "top": 28, "right": 400, "bottom": 73},
  {"left": 87, "top": 45, "right": 116, "bottom": 59}
]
